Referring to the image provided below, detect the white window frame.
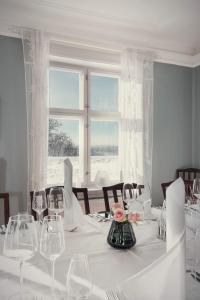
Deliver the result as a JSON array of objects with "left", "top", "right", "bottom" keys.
[{"left": 49, "top": 61, "right": 121, "bottom": 187}]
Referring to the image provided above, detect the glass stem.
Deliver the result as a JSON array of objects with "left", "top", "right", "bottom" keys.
[
  {"left": 19, "top": 260, "right": 24, "bottom": 294},
  {"left": 50, "top": 259, "right": 55, "bottom": 294},
  {"left": 38, "top": 212, "right": 42, "bottom": 223}
]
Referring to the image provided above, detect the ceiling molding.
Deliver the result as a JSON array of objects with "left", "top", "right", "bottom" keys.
[
  {"left": 49, "top": 39, "right": 199, "bottom": 68},
  {"left": 192, "top": 53, "right": 200, "bottom": 68},
  {"left": 0, "top": 22, "right": 200, "bottom": 68},
  {"left": 1, "top": 0, "right": 200, "bottom": 57}
]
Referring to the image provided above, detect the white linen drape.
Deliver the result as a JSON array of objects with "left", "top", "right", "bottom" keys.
[
  {"left": 120, "top": 178, "right": 186, "bottom": 300},
  {"left": 22, "top": 29, "right": 49, "bottom": 196},
  {"left": 120, "top": 49, "right": 154, "bottom": 188}
]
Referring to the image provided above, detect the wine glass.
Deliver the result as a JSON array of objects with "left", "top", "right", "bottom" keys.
[
  {"left": 32, "top": 189, "right": 47, "bottom": 222},
  {"left": 3, "top": 214, "right": 38, "bottom": 299},
  {"left": 193, "top": 178, "right": 200, "bottom": 205},
  {"left": 66, "top": 254, "right": 93, "bottom": 299},
  {"left": 40, "top": 215, "right": 65, "bottom": 294},
  {"left": 123, "top": 183, "right": 135, "bottom": 212},
  {"left": 48, "top": 187, "right": 64, "bottom": 216}
]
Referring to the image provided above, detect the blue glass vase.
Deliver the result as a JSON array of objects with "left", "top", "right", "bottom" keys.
[{"left": 107, "top": 220, "right": 136, "bottom": 249}]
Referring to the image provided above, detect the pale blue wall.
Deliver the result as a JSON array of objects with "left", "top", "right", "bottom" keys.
[
  {"left": 192, "top": 66, "right": 200, "bottom": 168},
  {"left": 0, "top": 36, "right": 27, "bottom": 215},
  {"left": 152, "top": 63, "right": 192, "bottom": 204}
]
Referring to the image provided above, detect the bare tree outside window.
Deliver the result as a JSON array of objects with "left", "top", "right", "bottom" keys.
[{"left": 48, "top": 119, "right": 78, "bottom": 157}]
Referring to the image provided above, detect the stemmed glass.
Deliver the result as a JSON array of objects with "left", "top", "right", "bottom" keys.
[
  {"left": 122, "top": 183, "right": 135, "bottom": 212},
  {"left": 193, "top": 178, "right": 200, "bottom": 205},
  {"left": 3, "top": 214, "right": 38, "bottom": 299},
  {"left": 40, "top": 215, "right": 65, "bottom": 294},
  {"left": 66, "top": 254, "right": 93, "bottom": 299},
  {"left": 32, "top": 189, "right": 47, "bottom": 222},
  {"left": 48, "top": 187, "right": 64, "bottom": 216}
]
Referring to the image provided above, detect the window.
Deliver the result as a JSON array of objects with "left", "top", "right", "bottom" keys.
[{"left": 48, "top": 63, "right": 120, "bottom": 187}]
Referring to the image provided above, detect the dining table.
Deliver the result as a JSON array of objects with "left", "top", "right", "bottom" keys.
[{"left": 0, "top": 212, "right": 199, "bottom": 299}]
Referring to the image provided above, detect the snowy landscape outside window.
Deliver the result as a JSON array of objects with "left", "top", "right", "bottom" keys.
[{"left": 48, "top": 63, "right": 120, "bottom": 187}]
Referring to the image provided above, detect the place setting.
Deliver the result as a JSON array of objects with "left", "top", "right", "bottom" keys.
[{"left": 0, "top": 169, "right": 162, "bottom": 300}]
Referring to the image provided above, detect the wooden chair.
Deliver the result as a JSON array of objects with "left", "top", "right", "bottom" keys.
[
  {"left": 176, "top": 168, "right": 200, "bottom": 181},
  {"left": 161, "top": 181, "right": 174, "bottom": 200},
  {"left": 45, "top": 186, "right": 64, "bottom": 197},
  {"left": 47, "top": 186, "right": 91, "bottom": 215},
  {"left": 72, "top": 187, "right": 90, "bottom": 215},
  {"left": 184, "top": 180, "right": 193, "bottom": 198},
  {"left": 137, "top": 184, "right": 145, "bottom": 196},
  {"left": 124, "top": 183, "right": 137, "bottom": 199},
  {"left": 161, "top": 180, "right": 193, "bottom": 200},
  {"left": 0, "top": 193, "right": 10, "bottom": 225},
  {"left": 102, "top": 183, "right": 124, "bottom": 212}
]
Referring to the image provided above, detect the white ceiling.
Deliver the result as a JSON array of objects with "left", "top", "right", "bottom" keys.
[{"left": 0, "top": 0, "right": 200, "bottom": 57}]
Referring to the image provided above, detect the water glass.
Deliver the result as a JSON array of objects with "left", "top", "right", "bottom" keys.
[
  {"left": 48, "top": 187, "right": 64, "bottom": 216},
  {"left": 3, "top": 214, "right": 38, "bottom": 297},
  {"left": 123, "top": 183, "right": 135, "bottom": 211},
  {"left": 32, "top": 189, "right": 47, "bottom": 221},
  {"left": 157, "top": 200, "right": 166, "bottom": 240},
  {"left": 66, "top": 254, "right": 93, "bottom": 299},
  {"left": 40, "top": 215, "right": 65, "bottom": 293}
]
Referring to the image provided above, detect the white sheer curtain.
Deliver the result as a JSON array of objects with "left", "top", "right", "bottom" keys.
[
  {"left": 22, "top": 29, "right": 49, "bottom": 198},
  {"left": 120, "top": 49, "right": 154, "bottom": 188}
]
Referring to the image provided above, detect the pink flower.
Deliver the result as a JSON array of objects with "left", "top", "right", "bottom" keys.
[
  {"left": 128, "top": 213, "right": 141, "bottom": 223},
  {"left": 113, "top": 208, "right": 126, "bottom": 222},
  {"left": 112, "top": 203, "right": 123, "bottom": 211}
]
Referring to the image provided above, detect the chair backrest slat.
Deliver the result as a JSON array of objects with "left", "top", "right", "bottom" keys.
[
  {"left": 137, "top": 184, "right": 145, "bottom": 196},
  {"left": 0, "top": 193, "right": 10, "bottom": 225},
  {"left": 72, "top": 187, "right": 90, "bottom": 215},
  {"left": 102, "top": 183, "right": 124, "bottom": 212},
  {"left": 176, "top": 168, "right": 200, "bottom": 181}
]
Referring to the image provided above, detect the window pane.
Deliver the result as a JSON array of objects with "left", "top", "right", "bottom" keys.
[
  {"left": 90, "top": 74, "right": 118, "bottom": 112},
  {"left": 49, "top": 69, "right": 81, "bottom": 109},
  {"left": 47, "top": 118, "right": 82, "bottom": 185},
  {"left": 90, "top": 120, "right": 120, "bottom": 183}
]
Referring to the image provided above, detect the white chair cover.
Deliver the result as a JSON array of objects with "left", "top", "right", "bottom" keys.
[
  {"left": 63, "top": 158, "right": 85, "bottom": 231},
  {"left": 120, "top": 178, "right": 185, "bottom": 300}
]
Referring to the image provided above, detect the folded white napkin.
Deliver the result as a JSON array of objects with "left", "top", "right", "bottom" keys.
[
  {"left": 166, "top": 177, "right": 185, "bottom": 250},
  {"left": 63, "top": 158, "right": 85, "bottom": 231}
]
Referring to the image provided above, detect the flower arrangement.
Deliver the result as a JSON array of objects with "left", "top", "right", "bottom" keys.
[{"left": 111, "top": 203, "right": 141, "bottom": 224}]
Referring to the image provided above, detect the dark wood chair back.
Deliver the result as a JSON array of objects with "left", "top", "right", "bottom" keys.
[
  {"left": 176, "top": 168, "right": 200, "bottom": 181},
  {"left": 30, "top": 191, "right": 37, "bottom": 220},
  {"left": 123, "top": 183, "right": 134, "bottom": 199},
  {"left": 102, "top": 183, "right": 124, "bottom": 212},
  {"left": 45, "top": 186, "right": 64, "bottom": 196},
  {"left": 45, "top": 186, "right": 64, "bottom": 218},
  {"left": 184, "top": 180, "right": 193, "bottom": 198},
  {"left": 137, "top": 184, "right": 145, "bottom": 196},
  {"left": 72, "top": 187, "right": 90, "bottom": 215},
  {"left": 124, "top": 183, "right": 137, "bottom": 199},
  {"left": 31, "top": 185, "right": 92, "bottom": 219},
  {"left": 0, "top": 193, "right": 10, "bottom": 225},
  {"left": 161, "top": 180, "right": 193, "bottom": 200},
  {"left": 161, "top": 181, "right": 174, "bottom": 199}
]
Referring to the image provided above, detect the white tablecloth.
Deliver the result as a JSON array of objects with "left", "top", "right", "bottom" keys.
[
  {"left": 0, "top": 216, "right": 165, "bottom": 299},
  {"left": 0, "top": 214, "right": 200, "bottom": 299}
]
